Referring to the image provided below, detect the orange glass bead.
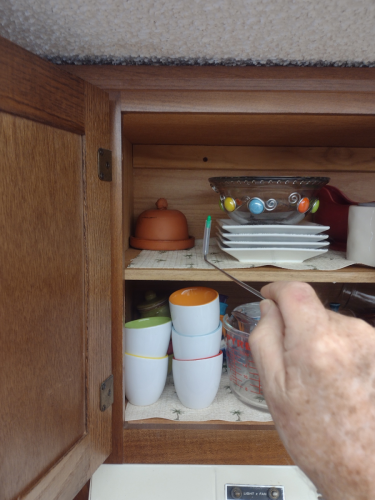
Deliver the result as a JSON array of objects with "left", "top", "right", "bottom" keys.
[{"left": 298, "top": 197, "right": 310, "bottom": 213}]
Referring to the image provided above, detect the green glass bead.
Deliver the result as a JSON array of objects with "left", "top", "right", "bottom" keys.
[{"left": 311, "top": 199, "right": 320, "bottom": 214}]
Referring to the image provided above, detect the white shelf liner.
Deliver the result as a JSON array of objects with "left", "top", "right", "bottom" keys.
[
  {"left": 125, "top": 369, "right": 272, "bottom": 423},
  {"left": 127, "top": 238, "right": 356, "bottom": 271}
]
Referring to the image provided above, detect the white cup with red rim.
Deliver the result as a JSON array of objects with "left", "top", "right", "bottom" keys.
[{"left": 172, "top": 351, "right": 223, "bottom": 409}]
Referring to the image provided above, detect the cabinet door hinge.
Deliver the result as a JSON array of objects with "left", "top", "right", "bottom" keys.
[
  {"left": 100, "top": 374, "right": 114, "bottom": 411},
  {"left": 97, "top": 148, "right": 112, "bottom": 182}
]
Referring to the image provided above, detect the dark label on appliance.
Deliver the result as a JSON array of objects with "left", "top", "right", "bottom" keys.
[{"left": 225, "top": 484, "right": 284, "bottom": 500}]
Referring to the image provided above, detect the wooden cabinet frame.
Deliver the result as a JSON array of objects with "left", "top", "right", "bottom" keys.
[{"left": 67, "top": 64, "right": 375, "bottom": 466}]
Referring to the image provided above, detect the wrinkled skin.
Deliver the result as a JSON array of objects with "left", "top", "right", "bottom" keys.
[{"left": 249, "top": 282, "right": 375, "bottom": 500}]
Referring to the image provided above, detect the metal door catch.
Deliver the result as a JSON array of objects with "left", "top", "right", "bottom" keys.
[
  {"left": 100, "top": 374, "right": 114, "bottom": 411},
  {"left": 98, "top": 148, "right": 112, "bottom": 181}
]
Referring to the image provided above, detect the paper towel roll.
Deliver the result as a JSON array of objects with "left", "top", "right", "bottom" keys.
[{"left": 347, "top": 204, "right": 375, "bottom": 267}]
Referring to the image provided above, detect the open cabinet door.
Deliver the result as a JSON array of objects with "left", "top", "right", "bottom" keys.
[{"left": 0, "top": 36, "right": 112, "bottom": 500}]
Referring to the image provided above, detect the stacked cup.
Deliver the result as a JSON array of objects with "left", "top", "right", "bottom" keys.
[
  {"left": 169, "top": 287, "right": 223, "bottom": 409},
  {"left": 124, "top": 317, "right": 171, "bottom": 406}
]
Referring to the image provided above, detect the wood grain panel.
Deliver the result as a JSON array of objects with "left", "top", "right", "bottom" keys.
[
  {"left": 122, "top": 113, "right": 375, "bottom": 147},
  {"left": 0, "top": 35, "right": 111, "bottom": 500},
  {"left": 132, "top": 168, "right": 375, "bottom": 239},
  {"left": 21, "top": 84, "right": 111, "bottom": 500},
  {"left": 120, "top": 91, "right": 375, "bottom": 115},
  {"left": 65, "top": 66, "right": 375, "bottom": 92},
  {"left": 122, "top": 427, "right": 293, "bottom": 465},
  {"left": 81, "top": 80, "right": 112, "bottom": 467},
  {"left": 0, "top": 112, "right": 85, "bottom": 500},
  {"left": 107, "top": 95, "right": 125, "bottom": 464},
  {"left": 0, "top": 36, "right": 84, "bottom": 133},
  {"left": 73, "top": 482, "right": 90, "bottom": 500},
  {"left": 123, "top": 138, "right": 134, "bottom": 253},
  {"left": 134, "top": 145, "right": 375, "bottom": 172}
]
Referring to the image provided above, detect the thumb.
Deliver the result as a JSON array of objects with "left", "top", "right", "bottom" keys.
[{"left": 249, "top": 299, "right": 286, "bottom": 391}]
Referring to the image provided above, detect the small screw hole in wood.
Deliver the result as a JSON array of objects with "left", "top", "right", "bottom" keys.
[{"left": 203, "top": 157, "right": 208, "bottom": 162}]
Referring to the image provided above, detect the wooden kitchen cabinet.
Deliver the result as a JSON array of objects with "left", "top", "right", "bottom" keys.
[
  {"left": 70, "top": 64, "right": 375, "bottom": 468},
  {"left": 2, "top": 34, "right": 375, "bottom": 500}
]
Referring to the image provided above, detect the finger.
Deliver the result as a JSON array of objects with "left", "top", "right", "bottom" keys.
[
  {"left": 260, "top": 281, "right": 329, "bottom": 351},
  {"left": 249, "top": 299, "right": 286, "bottom": 394}
]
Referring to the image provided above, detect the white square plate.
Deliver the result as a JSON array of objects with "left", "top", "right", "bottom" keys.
[
  {"left": 217, "top": 219, "right": 330, "bottom": 235},
  {"left": 218, "top": 229, "right": 329, "bottom": 243},
  {"left": 217, "top": 241, "right": 328, "bottom": 263},
  {"left": 217, "top": 235, "right": 330, "bottom": 249}
]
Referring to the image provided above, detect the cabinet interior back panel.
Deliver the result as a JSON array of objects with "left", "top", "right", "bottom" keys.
[
  {"left": 134, "top": 145, "right": 375, "bottom": 172},
  {"left": 132, "top": 154, "right": 375, "bottom": 239},
  {"left": 0, "top": 112, "right": 85, "bottom": 500},
  {"left": 123, "top": 113, "right": 375, "bottom": 147}
]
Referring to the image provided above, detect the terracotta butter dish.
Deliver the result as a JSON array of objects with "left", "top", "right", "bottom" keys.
[{"left": 130, "top": 198, "right": 195, "bottom": 251}]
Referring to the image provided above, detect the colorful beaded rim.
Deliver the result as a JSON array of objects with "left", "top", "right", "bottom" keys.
[
  {"left": 220, "top": 194, "right": 320, "bottom": 214},
  {"left": 210, "top": 176, "right": 329, "bottom": 215}
]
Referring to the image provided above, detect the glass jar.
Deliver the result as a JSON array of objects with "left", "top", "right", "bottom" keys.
[
  {"left": 136, "top": 291, "right": 171, "bottom": 319},
  {"left": 223, "top": 302, "right": 268, "bottom": 411},
  {"left": 331, "top": 285, "right": 375, "bottom": 325}
]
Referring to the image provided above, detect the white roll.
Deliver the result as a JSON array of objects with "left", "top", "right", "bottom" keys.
[{"left": 347, "top": 204, "right": 375, "bottom": 267}]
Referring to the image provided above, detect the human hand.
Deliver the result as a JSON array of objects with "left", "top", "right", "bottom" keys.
[{"left": 249, "top": 281, "right": 375, "bottom": 500}]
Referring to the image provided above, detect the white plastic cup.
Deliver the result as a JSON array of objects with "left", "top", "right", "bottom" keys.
[
  {"left": 169, "top": 287, "right": 220, "bottom": 336},
  {"left": 172, "top": 351, "right": 223, "bottom": 409},
  {"left": 124, "top": 352, "right": 168, "bottom": 406},
  {"left": 172, "top": 322, "right": 222, "bottom": 360},
  {"left": 123, "top": 317, "right": 171, "bottom": 358},
  {"left": 347, "top": 205, "right": 375, "bottom": 267}
]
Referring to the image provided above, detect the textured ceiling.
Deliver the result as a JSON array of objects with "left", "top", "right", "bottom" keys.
[{"left": 1, "top": 0, "right": 375, "bottom": 66}]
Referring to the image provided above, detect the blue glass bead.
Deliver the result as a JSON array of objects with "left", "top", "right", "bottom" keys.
[{"left": 248, "top": 198, "right": 265, "bottom": 215}]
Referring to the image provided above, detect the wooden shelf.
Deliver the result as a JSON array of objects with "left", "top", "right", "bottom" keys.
[
  {"left": 125, "top": 248, "right": 375, "bottom": 283},
  {"left": 122, "top": 418, "right": 293, "bottom": 465}
]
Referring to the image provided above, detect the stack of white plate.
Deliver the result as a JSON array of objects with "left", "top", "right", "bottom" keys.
[{"left": 217, "top": 219, "right": 330, "bottom": 263}]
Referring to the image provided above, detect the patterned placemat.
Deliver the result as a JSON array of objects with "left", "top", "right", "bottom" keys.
[
  {"left": 125, "top": 368, "right": 272, "bottom": 423},
  {"left": 127, "top": 238, "right": 356, "bottom": 271}
]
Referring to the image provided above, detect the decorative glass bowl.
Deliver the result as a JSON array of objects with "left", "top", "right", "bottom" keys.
[{"left": 209, "top": 176, "right": 330, "bottom": 225}]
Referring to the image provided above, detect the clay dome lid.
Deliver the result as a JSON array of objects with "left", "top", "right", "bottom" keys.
[{"left": 130, "top": 199, "right": 195, "bottom": 251}]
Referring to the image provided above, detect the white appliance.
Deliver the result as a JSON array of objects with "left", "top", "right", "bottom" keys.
[{"left": 90, "top": 464, "right": 319, "bottom": 500}]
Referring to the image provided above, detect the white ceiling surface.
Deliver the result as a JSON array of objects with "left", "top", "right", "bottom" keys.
[{"left": 1, "top": 0, "right": 375, "bottom": 65}]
